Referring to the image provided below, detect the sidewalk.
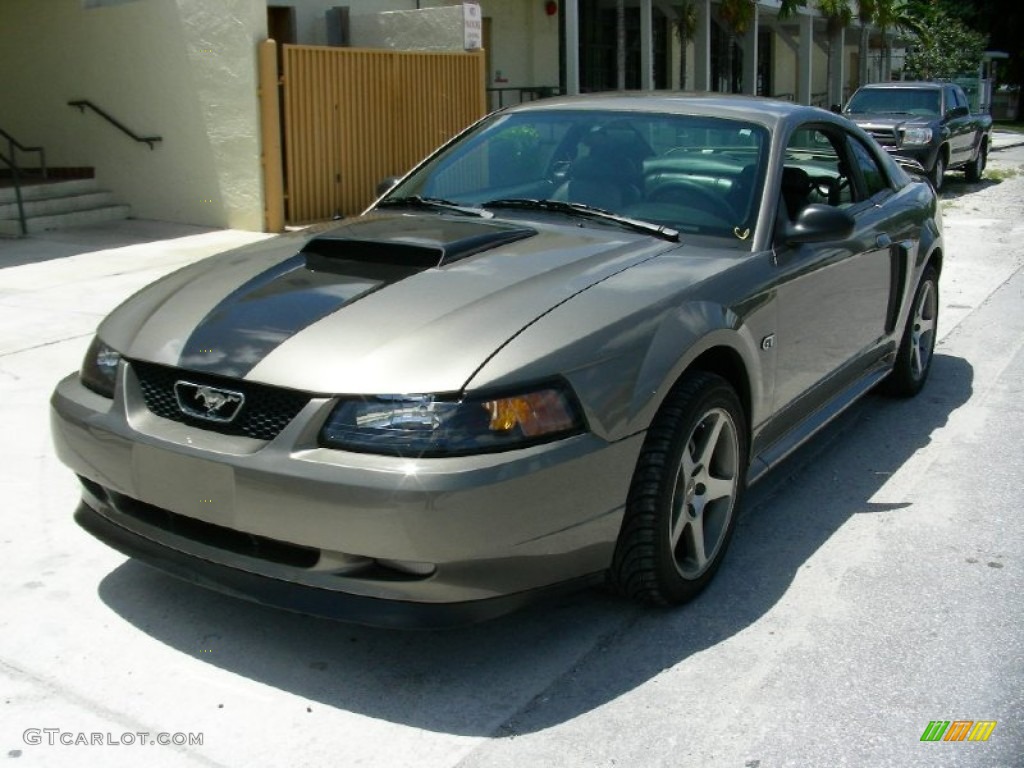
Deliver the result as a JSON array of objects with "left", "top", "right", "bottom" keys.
[
  {"left": 990, "top": 128, "right": 1024, "bottom": 152},
  {"left": 0, "top": 219, "right": 272, "bottom": 358}
]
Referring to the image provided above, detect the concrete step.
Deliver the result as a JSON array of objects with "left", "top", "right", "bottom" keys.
[
  {"left": 0, "top": 204, "right": 132, "bottom": 236},
  {"left": 0, "top": 191, "right": 116, "bottom": 220},
  {"left": 0, "top": 177, "right": 131, "bottom": 236},
  {"left": 0, "top": 178, "right": 99, "bottom": 205}
]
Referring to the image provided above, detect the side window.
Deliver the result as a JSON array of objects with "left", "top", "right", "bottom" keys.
[
  {"left": 847, "top": 137, "right": 890, "bottom": 201},
  {"left": 943, "top": 86, "right": 958, "bottom": 114},
  {"left": 781, "top": 127, "right": 853, "bottom": 220},
  {"left": 954, "top": 87, "right": 969, "bottom": 110}
]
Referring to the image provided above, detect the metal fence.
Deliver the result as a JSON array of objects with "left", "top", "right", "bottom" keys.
[{"left": 279, "top": 44, "right": 486, "bottom": 224}]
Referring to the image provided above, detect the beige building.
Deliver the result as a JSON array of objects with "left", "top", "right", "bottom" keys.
[{"left": 0, "top": 0, "right": 892, "bottom": 233}]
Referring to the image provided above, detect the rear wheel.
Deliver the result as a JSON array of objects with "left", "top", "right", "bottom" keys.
[
  {"left": 964, "top": 143, "right": 985, "bottom": 183},
  {"left": 610, "top": 372, "right": 747, "bottom": 605},
  {"left": 929, "top": 150, "right": 947, "bottom": 191},
  {"left": 884, "top": 265, "right": 939, "bottom": 397}
]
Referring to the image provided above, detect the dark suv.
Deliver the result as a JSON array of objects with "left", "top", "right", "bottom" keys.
[{"left": 844, "top": 81, "right": 992, "bottom": 190}]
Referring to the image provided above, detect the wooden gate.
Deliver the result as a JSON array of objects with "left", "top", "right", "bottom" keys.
[{"left": 274, "top": 43, "right": 486, "bottom": 225}]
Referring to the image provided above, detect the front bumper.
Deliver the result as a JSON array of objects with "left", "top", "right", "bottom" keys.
[
  {"left": 51, "top": 366, "right": 642, "bottom": 626},
  {"left": 886, "top": 143, "right": 940, "bottom": 172}
]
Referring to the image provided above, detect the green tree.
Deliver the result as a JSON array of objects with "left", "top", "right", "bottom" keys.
[{"left": 903, "top": 8, "right": 988, "bottom": 79}]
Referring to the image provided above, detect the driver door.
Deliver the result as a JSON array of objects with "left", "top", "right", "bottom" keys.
[{"left": 771, "top": 124, "right": 897, "bottom": 416}]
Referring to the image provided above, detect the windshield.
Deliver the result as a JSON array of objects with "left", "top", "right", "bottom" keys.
[
  {"left": 380, "top": 109, "right": 769, "bottom": 240},
  {"left": 846, "top": 88, "right": 941, "bottom": 116}
]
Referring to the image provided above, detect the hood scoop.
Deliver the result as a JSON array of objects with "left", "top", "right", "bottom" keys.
[{"left": 302, "top": 216, "right": 537, "bottom": 272}]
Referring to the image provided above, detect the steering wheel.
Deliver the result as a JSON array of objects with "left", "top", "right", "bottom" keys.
[{"left": 646, "top": 180, "right": 738, "bottom": 222}]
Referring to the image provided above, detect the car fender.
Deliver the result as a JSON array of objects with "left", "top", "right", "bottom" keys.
[
  {"left": 465, "top": 253, "right": 775, "bottom": 444},
  {"left": 626, "top": 303, "right": 768, "bottom": 438}
]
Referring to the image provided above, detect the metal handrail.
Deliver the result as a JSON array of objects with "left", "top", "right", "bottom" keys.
[
  {"left": 68, "top": 100, "right": 162, "bottom": 149},
  {"left": 0, "top": 127, "right": 46, "bottom": 177},
  {"left": 0, "top": 128, "right": 47, "bottom": 236}
]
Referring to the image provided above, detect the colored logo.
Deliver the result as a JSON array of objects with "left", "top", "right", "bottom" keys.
[{"left": 920, "top": 720, "right": 997, "bottom": 742}]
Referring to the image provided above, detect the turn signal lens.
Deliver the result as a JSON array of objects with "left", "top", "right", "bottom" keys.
[{"left": 485, "top": 390, "right": 579, "bottom": 436}]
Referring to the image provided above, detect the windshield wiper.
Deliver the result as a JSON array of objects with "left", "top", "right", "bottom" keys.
[
  {"left": 482, "top": 198, "right": 679, "bottom": 242},
  {"left": 377, "top": 195, "right": 492, "bottom": 218}
]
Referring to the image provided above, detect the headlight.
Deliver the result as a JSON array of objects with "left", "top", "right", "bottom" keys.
[
  {"left": 902, "top": 126, "right": 933, "bottom": 146},
  {"left": 319, "top": 384, "right": 585, "bottom": 456},
  {"left": 80, "top": 337, "right": 122, "bottom": 398}
]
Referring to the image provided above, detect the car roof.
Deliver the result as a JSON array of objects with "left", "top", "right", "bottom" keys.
[{"left": 501, "top": 91, "right": 840, "bottom": 131}]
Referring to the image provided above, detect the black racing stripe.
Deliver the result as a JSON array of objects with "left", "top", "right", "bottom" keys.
[
  {"left": 178, "top": 254, "right": 422, "bottom": 378},
  {"left": 177, "top": 217, "right": 539, "bottom": 379}
]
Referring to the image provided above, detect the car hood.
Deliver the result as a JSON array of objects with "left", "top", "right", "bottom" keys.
[
  {"left": 101, "top": 213, "right": 677, "bottom": 394},
  {"left": 848, "top": 114, "right": 930, "bottom": 129}
]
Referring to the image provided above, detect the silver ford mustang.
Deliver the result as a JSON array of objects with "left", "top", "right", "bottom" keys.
[{"left": 51, "top": 94, "right": 941, "bottom": 627}]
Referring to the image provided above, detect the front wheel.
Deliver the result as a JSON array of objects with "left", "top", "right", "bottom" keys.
[
  {"left": 609, "top": 372, "right": 748, "bottom": 605},
  {"left": 884, "top": 265, "right": 939, "bottom": 397}
]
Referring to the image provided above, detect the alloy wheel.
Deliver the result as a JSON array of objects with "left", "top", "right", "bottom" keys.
[{"left": 669, "top": 407, "right": 739, "bottom": 579}]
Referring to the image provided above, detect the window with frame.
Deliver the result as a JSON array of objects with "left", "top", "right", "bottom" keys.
[{"left": 847, "top": 136, "right": 890, "bottom": 201}]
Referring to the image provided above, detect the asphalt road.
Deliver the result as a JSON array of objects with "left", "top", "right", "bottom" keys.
[{"left": 2, "top": 144, "right": 1023, "bottom": 768}]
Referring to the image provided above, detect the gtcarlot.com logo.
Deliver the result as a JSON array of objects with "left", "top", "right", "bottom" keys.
[
  {"left": 23, "top": 729, "right": 203, "bottom": 747},
  {"left": 920, "top": 720, "right": 997, "bottom": 742}
]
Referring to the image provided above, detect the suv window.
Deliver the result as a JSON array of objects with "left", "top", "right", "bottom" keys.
[
  {"left": 953, "top": 86, "right": 969, "bottom": 110},
  {"left": 943, "top": 86, "right": 959, "bottom": 114}
]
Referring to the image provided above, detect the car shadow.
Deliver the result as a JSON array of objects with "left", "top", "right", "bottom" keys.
[
  {"left": 95, "top": 353, "right": 973, "bottom": 737},
  {"left": 939, "top": 175, "right": 1003, "bottom": 201}
]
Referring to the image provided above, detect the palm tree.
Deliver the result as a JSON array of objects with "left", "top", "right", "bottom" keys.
[
  {"left": 873, "top": 0, "right": 918, "bottom": 80},
  {"left": 817, "top": 0, "right": 853, "bottom": 104},
  {"left": 718, "top": 0, "right": 754, "bottom": 92},
  {"left": 674, "top": 0, "right": 698, "bottom": 90},
  {"left": 857, "top": 0, "right": 877, "bottom": 86},
  {"left": 777, "top": 0, "right": 808, "bottom": 19}
]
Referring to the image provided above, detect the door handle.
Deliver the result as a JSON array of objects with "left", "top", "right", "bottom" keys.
[{"left": 876, "top": 233, "right": 892, "bottom": 248}]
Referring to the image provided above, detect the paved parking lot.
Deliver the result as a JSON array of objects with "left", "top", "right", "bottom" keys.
[{"left": 2, "top": 138, "right": 1023, "bottom": 767}]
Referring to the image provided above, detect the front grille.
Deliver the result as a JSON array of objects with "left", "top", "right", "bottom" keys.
[
  {"left": 867, "top": 127, "right": 900, "bottom": 149},
  {"left": 109, "top": 491, "right": 320, "bottom": 568},
  {"left": 131, "top": 360, "right": 311, "bottom": 441}
]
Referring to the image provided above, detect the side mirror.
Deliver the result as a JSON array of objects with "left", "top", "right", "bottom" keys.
[
  {"left": 830, "top": 103, "right": 843, "bottom": 114},
  {"left": 783, "top": 204, "right": 855, "bottom": 245}
]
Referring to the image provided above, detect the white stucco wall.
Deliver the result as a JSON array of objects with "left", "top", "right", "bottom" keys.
[
  {"left": 468, "top": 0, "right": 560, "bottom": 89},
  {"left": 0, "top": 0, "right": 268, "bottom": 230},
  {"left": 280, "top": 0, "right": 417, "bottom": 45},
  {"left": 349, "top": 6, "right": 467, "bottom": 51}
]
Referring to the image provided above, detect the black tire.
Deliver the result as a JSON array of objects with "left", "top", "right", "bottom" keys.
[
  {"left": 609, "top": 371, "right": 748, "bottom": 606},
  {"left": 964, "top": 143, "right": 985, "bottom": 183},
  {"left": 884, "top": 265, "right": 939, "bottom": 397},
  {"left": 929, "top": 150, "right": 946, "bottom": 191}
]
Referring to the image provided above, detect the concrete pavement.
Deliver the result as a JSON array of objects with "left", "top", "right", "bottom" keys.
[{"left": 990, "top": 128, "right": 1024, "bottom": 152}]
